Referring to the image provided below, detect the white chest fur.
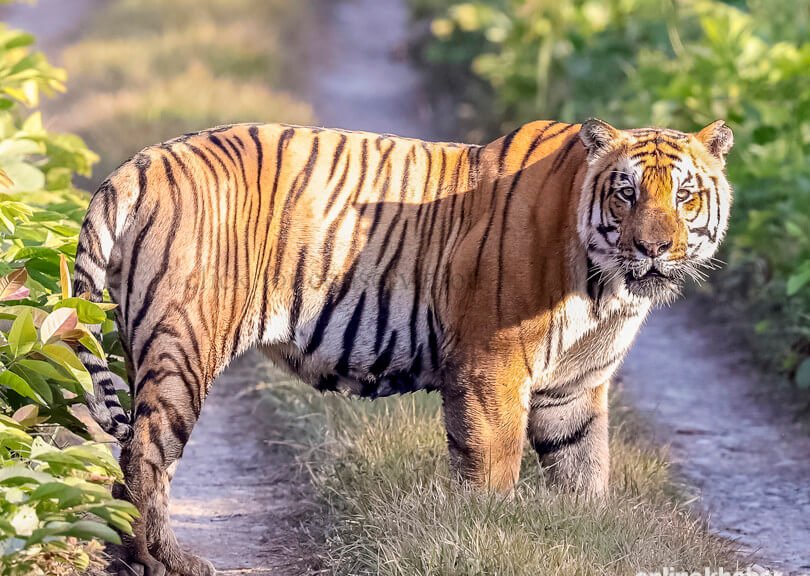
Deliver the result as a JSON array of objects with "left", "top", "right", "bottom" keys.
[{"left": 531, "top": 289, "right": 651, "bottom": 394}]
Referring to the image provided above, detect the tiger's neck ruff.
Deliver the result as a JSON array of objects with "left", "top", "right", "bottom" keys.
[{"left": 75, "top": 118, "right": 732, "bottom": 576}]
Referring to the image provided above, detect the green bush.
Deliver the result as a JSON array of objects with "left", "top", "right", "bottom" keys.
[
  {"left": 412, "top": 0, "right": 810, "bottom": 388},
  {"left": 0, "top": 15, "right": 136, "bottom": 576}
]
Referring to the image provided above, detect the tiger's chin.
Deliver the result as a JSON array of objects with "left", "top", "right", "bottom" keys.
[{"left": 623, "top": 269, "right": 682, "bottom": 305}]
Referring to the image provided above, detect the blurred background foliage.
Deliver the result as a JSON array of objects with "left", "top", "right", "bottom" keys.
[{"left": 409, "top": 0, "right": 810, "bottom": 390}]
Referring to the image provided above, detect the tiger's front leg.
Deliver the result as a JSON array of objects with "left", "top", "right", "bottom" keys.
[
  {"left": 527, "top": 382, "right": 610, "bottom": 495},
  {"left": 440, "top": 363, "right": 529, "bottom": 493}
]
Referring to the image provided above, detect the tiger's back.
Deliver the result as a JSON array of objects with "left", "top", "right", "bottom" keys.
[{"left": 100, "top": 124, "right": 488, "bottom": 401}]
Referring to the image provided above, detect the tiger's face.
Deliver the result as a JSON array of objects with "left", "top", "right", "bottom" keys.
[{"left": 577, "top": 119, "right": 734, "bottom": 304}]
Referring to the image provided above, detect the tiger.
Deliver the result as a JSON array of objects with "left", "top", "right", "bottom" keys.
[{"left": 74, "top": 118, "right": 733, "bottom": 576}]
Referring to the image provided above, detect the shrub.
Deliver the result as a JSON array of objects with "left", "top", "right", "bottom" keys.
[{"left": 0, "top": 13, "right": 135, "bottom": 576}]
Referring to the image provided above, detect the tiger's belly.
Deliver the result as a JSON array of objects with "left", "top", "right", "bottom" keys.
[
  {"left": 257, "top": 300, "right": 444, "bottom": 399},
  {"left": 255, "top": 284, "right": 648, "bottom": 400}
]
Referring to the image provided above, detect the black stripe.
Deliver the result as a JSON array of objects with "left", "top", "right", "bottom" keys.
[
  {"left": 532, "top": 389, "right": 582, "bottom": 408},
  {"left": 288, "top": 247, "right": 308, "bottom": 339},
  {"left": 426, "top": 307, "right": 440, "bottom": 370},
  {"left": 304, "top": 259, "right": 360, "bottom": 355},
  {"left": 369, "top": 329, "right": 397, "bottom": 376},
  {"left": 335, "top": 291, "right": 366, "bottom": 377},
  {"left": 328, "top": 134, "right": 348, "bottom": 182},
  {"left": 273, "top": 135, "right": 320, "bottom": 280},
  {"left": 532, "top": 414, "right": 596, "bottom": 455},
  {"left": 549, "top": 132, "right": 581, "bottom": 174},
  {"left": 185, "top": 143, "right": 221, "bottom": 188},
  {"left": 373, "top": 221, "right": 409, "bottom": 354},
  {"left": 496, "top": 123, "right": 566, "bottom": 318},
  {"left": 374, "top": 153, "right": 411, "bottom": 266},
  {"left": 323, "top": 148, "right": 352, "bottom": 215},
  {"left": 319, "top": 139, "right": 368, "bottom": 281},
  {"left": 132, "top": 156, "right": 183, "bottom": 365},
  {"left": 472, "top": 127, "right": 520, "bottom": 283},
  {"left": 209, "top": 134, "right": 236, "bottom": 165}
]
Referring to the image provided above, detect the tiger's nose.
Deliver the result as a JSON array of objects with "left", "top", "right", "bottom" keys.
[{"left": 634, "top": 238, "right": 672, "bottom": 258}]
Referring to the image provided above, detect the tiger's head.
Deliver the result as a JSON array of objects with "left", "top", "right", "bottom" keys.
[{"left": 577, "top": 118, "right": 733, "bottom": 304}]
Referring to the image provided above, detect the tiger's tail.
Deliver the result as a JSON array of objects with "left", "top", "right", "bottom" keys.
[{"left": 73, "top": 157, "right": 149, "bottom": 443}]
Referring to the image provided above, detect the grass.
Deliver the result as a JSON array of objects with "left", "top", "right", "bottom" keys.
[
  {"left": 50, "top": 0, "right": 314, "bottom": 183},
  {"left": 260, "top": 368, "right": 738, "bottom": 576}
]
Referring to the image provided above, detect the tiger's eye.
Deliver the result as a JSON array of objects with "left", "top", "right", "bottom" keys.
[
  {"left": 677, "top": 188, "right": 694, "bottom": 202},
  {"left": 616, "top": 187, "right": 635, "bottom": 202}
]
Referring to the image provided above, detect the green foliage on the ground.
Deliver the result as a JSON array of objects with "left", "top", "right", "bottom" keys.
[
  {"left": 263, "top": 372, "right": 735, "bottom": 575},
  {"left": 411, "top": 0, "right": 810, "bottom": 388},
  {"left": 0, "top": 17, "right": 137, "bottom": 576}
]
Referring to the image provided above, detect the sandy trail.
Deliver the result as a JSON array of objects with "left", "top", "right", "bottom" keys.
[
  {"left": 623, "top": 304, "right": 810, "bottom": 575},
  {"left": 0, "top": 0, "right": 100, "bottom": 55},
  {"left": 311, "top": 3, "right": 810, "bottom": 572},
  {"left": 169, "top": 356, "right": 316, "bottom": 575},
  {"left": 169, "top": 0, "right": 444, "bottom": 570}
]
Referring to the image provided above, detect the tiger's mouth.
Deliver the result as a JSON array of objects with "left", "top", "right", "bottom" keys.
[
  {"left": 625, "top": 267, "right": 668, "bottom": 282},
  {"left": 623, "top": 264, "right": 681, "bottom": 302}
]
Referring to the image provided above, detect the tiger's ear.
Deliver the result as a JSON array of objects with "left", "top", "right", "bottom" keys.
[
  {"left": 696, "top": 120, "right": 733, "bottom": 164},
  {"left": 579, "top": 118, "right": 621, "bottom": 163}
]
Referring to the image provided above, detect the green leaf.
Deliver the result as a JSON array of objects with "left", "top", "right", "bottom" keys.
[
  {"left": 59, "top": 519, "right": 121, "bottom": 545},
  {"left": 39, "top": 343, "right": 93, "bottom": 393},
  {"left": 79, "top": 327, "right": 105, "bottom": 359},
  {"left": 9, "top": 364, "right": 53, "bottom": 405},
  {"left": 0, "top": 466, "right": 51, "bottom": 486},
  {"left": 15, "top": 358, "right": 73, "bottom": 382},
  {"left": 53, "top": 297, "right": 108, "bottom": 324},
  {"left": 7, "top": 309, "right": 37, "bottom": 357},
  {"left": 28, "top": 482, "right": 83, "bottom": 507},
  {"left": 84, "top": 505, "right": 135, "bottom": 534},
  {"left": 786, "top": 267, "right": 810, "bottom": 296},
  {"left": 0, "top": 369, "right": 45, "bottom": 404}
]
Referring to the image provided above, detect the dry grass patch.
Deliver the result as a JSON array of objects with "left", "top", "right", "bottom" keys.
[
  {"left": 51, "top": 0, "right": 314, "bottom": 180},
  {"left": 262, "top": 376, "right": 737, "bottom": 576}
]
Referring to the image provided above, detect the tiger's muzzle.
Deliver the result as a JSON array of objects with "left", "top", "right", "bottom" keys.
[{"left": 622, "top": 252, "right": 682, "bottom": 302}]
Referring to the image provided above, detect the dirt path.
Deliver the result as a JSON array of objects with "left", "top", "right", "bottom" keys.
[
  {"left": 0, "top": 0, "right": 100, "bottom": 55},
  {"left": 170, "top": 0, "right": 446, "bottom": 571},
  {"left": 306, "top": 0, "right": 442, "bottom": 139},
  {"left": 622, "top": 304, "right": 810, "bottom": 575},
  {"left": 3, "top": 3, "right": 319, "bottom": 574},
  {"left": 309, "top": 1, "right": 810, "bottom": 571},
  {"left": 309, "top": 2, "right": 810, "bottom": 571},
  {"left": 170, "top": 355, "right": 316, "bottom": 575}
]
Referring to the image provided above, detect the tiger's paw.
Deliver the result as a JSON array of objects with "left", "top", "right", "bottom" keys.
[
  {"left": 109, "top": 558, "right": 166, "bottom": 576},
  {"left": 161, "top": 551, "right": 216, "bottom": 576},
  {"left": 106, "top": 543, "right": 167, "bottom": 576}
]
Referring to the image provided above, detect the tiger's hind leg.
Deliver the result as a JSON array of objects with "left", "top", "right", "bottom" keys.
[
  {"left": 527, "top": 382, "right": 610, "bottom": 495},
  {"left": 110, "top": 340, "right": 218, "bottom": 576}
]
